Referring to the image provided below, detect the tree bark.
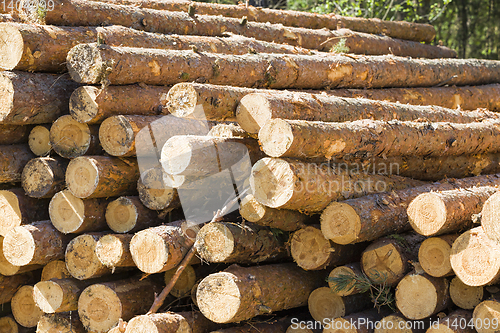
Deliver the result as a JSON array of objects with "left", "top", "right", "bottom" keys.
[
  {"left": 418, "top": 234, "right": 458, "bottom": 278},
  {"left": 65, "top": 233, "right": 113, "bottom": 280},
  {"left": 106, "top": 196, "right": 164, "bottom": 233},
  {"left": 11, "top": 285, "right": 43, "bottom": 328},
  {"left": 0, "top": 124, "right": 30, "bottom": 144},
  {"left": 321, "top": 174, "right": 500, "bottom": 245},
  {"left": 0, "top": 272, "right": 36, "bottom": 304},
  {"left": 67, "top": 44, "right": 500, "bottom": 88},
  {"left": 33, "top": 278, "right": 94, "bottom": 313},
  {"left": 95, "top": 233, "right": 135, "bottom": 268},
  {"left": 308, "top": 287, "right": 371, "bottom": 323},
  {"left": 21, "top": 156, "right": 68, "bottom": 198},
  {"left": 210, "top": 319, "right": 290, "bottom": 333},
  {"left": 49, "top": 189, "right": 110, "bottom": 234},
  {"left": 250, "top": 157, "right": 425, "bottom": 213},
  {"left": 66, "top": 156, "right": 139, "bottom": 199},
  {"left": 28, "top": 124, "right": 51, "bottom": 156},
  {"left": 449, "top": 276, "right": 485, "bottom": 310},
  {"left": 0, "top": 144, "right": 35, "bottom": 183},
  {"left": 479, "top": 191, "right": 500, "bottom": 244},
  {"left": 40, "top": 260, "right": 71, "bottom": 281},
  {"left": 328, "top": 263, "right": 364, "bottom": 296},
  {"left": 36, "top": 313, "right": 86, "bottom": 333}
]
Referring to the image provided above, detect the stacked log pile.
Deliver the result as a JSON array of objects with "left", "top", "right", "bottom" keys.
[{"left": 0, "top": 0, "right": 500, "bottom": 332}]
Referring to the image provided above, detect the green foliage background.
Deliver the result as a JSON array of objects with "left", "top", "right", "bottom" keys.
[{"left": 203, "top": 0, "right": 500, "bottom": 59}]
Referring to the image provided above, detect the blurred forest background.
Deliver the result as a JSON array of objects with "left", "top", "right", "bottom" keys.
[{"left": 202, "top": 0, "right": 500, "bottom": 59}]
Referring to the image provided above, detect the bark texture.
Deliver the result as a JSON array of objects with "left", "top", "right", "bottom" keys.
[{"left": 0, "top": 144, "right": 35, "bottom": 183}]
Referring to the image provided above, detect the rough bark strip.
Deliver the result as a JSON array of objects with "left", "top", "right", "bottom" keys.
[{"left": 0, "top": 144, "right": 35, "bottom": 183}]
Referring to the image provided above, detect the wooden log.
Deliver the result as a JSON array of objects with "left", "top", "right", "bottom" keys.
[
  {"left": 427, "top": 310, "right": 475, "bottom": 333},
  {"left": 374, "top": 313, "right": 427, "bottom": 333},
  {"left": 207, "top": 123, "right": 251, "bottom": 139},
  {"left": 290, "top": 225, "right": 366, "bottom": 270},
  {"left": 479, "top": 191, "right": 500, "bottom": 244},
  {"left": 28, "top": 125, "right": 51, "bottom": 156},
  {"left": 259, "top": 118, "right": 500, "bottom": 160},
  {"left": 472, "top": 294, "right": 500, "bottom": 333},
  {"left": 65, "top": 156, "right": 139, "bottom": 199},
  {"left": 286, "top": 323, "right": 321, "bottom": 333},
  {"left": 124, "top": 312, "right": 190, "bottom": 333},
  {"left": 95, "top": 233, "right": 135, "bottom": 268},
  {"left": 11, "top": 285, "right": 43, "bottom": 328},
  {"left": 449, "top": 276, "right": 485, "bottom": 310},
  {"left": 49, "top": 115, "right": 102, "bottom": 159},
  {"left": 164, "top": 265, "right": 196, "bottom": 298},
  {"left": 195, "top": 221, "right": 287, "bottom": 264},
  {"left": 40, "top": 260, "right": 71, "bottom": 281},
  {"left": 0, "top": 315, "right": 34, "bottom": 333},
  {"left": 69, "top": 84, "right": 166, "bottom": 124},
  {"left": 361, "top": 233, "right": 425, "bottom": 286},
  {"left": 48, "top": 189, "right": 109, "bottom": 234},
  {"left": 0, "top": 272, "right": 35, "bottom": 304},
  {"left": 0, "top": 125, "right": 30, "bottom": 145},
  {"left": 78, "top": 276, "right": 163, "bottom": 333},
  {"left": 137, "top": 166, "right": 180, "bottom": 211},
  {"left": 33, "top": 278, "right": 94, "bottom": 313},
  {"left": 21, "top": 156, "right": 67, "bottom": 199},
  {"left": 408, "top": 187, "right": 498, "bottom": 237},
  {"left": 450, "top": 226, "right": 500, "bottom": 286},
  {"left": 37, "top": 313, "right": 86, "bottom": 333},
  {"left": 395, "top": 271, "right": 450, "bottom": 320},
  {"left": 0, "top": 71, "right": 78, "bottom": 125},
  {"left": 66, "top": 44, "right": 500, "bottom": 88},
  {"left": 323, "top": 309, "right": 386, "bottom": 333},
  {"left": 0, "top": 144, "right": 35, "bottom": 183},
  {"left": 239, "top": 194, "right": 310, "bottom": 231},
  {"left": 129, "top": 222, "right": 193, "bottom": 274},
  {"left": 106, "top": 196, "right": 163, "bottom": 233},
  {"left": 0, "top": 235, "right": 41, "bottom": 276},
  {"left": 3, "top": 220, "right": 70, "bottom": 266},
  {"left": 0, "top": 188, "right": 49, "bottom": 236},
  {"left": 250, "top": 157, "right": 425, "bottom": 213},
  {"left": 328, "top": 263, "right": 364, "bottom": 296},
  {"left": 321, "top": 174, "right": 500, "bottom": 245},
  {"left": 197, "top": 263, "right": 324, "bottom": 323},
  {"left": 75, "top": 0, "right": 437, "bottom": 42},
  {"left": 239, "top": 92, "right": 500, "bottom": 134},
  {"left": 65, "top": 233, "right": 112, "bottom": 280},
  {"left": 210, "top": 319, "right": 289, "bottom": 333},
  {"left": 418, "top": 235, "right": 458, "bottom": 278},
  {"left": 308, "top": 287, "right": 371, "bottom": 323}
]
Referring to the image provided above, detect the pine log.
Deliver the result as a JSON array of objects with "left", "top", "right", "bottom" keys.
[
  {"left": 450, "top": 226, "right": 500, "bottom": 286},
  {"left": 328, "top": 263, "right": 364, "bottom": 296},
  {"left": 395, "top": 272, "right": 450, "bottom": 320},
  {"left": 361, "top": 233, "right": 425, "bottom": 286},
  {"left": 164, "top": 265, "right": 196, "bottom": 298},
  {"left": 321, "top": 174, "right": 500, "bottom": 245},
  {"left": 0, "top": 144, "right": 35, "bottom": 183},
  {"left": 66, "top": 44, "right": 500, "bottom": 88},
  {"left": 408, "top": 187, "right": 498, "bottom": 236},
  {"left": 36, "top": 313, "right": 86, "bottom": 333},
  {"left": 239, "top": 92, "right": 500, "bottom": 134},
  {"left": 28, "top": 125, "right": 51, "bottom": 156},
  {"left": 49, "top": 115, "right": 102, "bottom": 159},
  {"left": 21, "top": 156, "right": 67, "bottom": 199},
  {"left": 78, "top": 276, "right": 163, "bottom": 333},
  {"left": 323, "top": 309, "right": 386, "bottom": 333},
  {"left": 239, "top": 194, "right": 310, "bottom": 231},
  {"left": 308, "top": 287, "right": 371, "bottom": 323},
  {"left": 129, "top": 222, "right": 193, "bottom": 273},
  {"left": 3, "top": 220, "right": 70, "bottom": 266},
  {"left": 66, "top": 156, "right": 139, "bottom": 199},
  {"left": 374, "top": 313, "right": 427, "bottom": 333},
  {"left": 479, "top": 191, "right": 500, "bottom": 244},
  {"left": 0, "top": 316, "right": 34, "bottom": 333},
  {"left": 95, "top": 233, "right": 135, "bottom": 268},
  {"left": 418, "top": 235, "right": 458, "bottom": 278},
  {"left": 137, "top": 166, "right": 180, "bottom": 211},
  {"left": 124, "top": 312, "right": 190, "bottom": 333},
  {"left": 449, "top": 276, "right": 485, "bottom": 310},
  {"left": 49, "top": 190, "right": 109, "bottom": 234},
  {"left": 0, "top": 71, "right": 78, "bottom": 124},
  {"left": 472, "top": 294, "right": 500, "bottom": 333},
  {"left": 211, "top": 319, "right": 289, "bottom": 333},
  {"left": 427, "top": 310, "right": 474, "bottom": 333},
  {"left": 70, "top": 85, "right": 166, "bottom": 124},
  {"left": 0, "top": 125, "right": 29, "bottom": 145},
  {"left": 0, "top": 235, "right": 41, "bottom": 276},
  {"left": 77, "top": 0, "right": 437, "bottom": 42},
  {"left": 0, "top": 272, "right": 35, "bottom": 304},
  {"left": 33, "top": 278, "right": 94, "bottom": 313},
  {"left": 65, "top": 233, "right": 112, "bottom": 280},
  {"left": 106, "top": 196, "right": 163, "bottom": 233},
  {"left": 40, "top": 260, "right": 70, "bottom": 281},
  {"left": 207, "top": 123, "right": 251, "bottom": 139},
  {"left": 11, "top": 285, "right": 43, "bottom": 328},
  {"left": 195, "top": 221, "right": 287, "bottom": 264},
  {"left": 291, "top": 225, "right": 366, "bottom": 270},
  {"left": 250, "top": 157, "right": 425, "bottom": 213},
  {"left": 286, "top": 324, "right": 321, "bottom": 333},
  {"left": 197, "top": 263, "right": 325, "bottom": 323},
  {"left": 0, "top": 188, "right": 49, "bottom": 236}
]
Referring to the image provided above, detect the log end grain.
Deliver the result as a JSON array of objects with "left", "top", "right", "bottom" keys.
[
  {"left": 407, "top": 192, "right": 447, "bottom": 236},
  {"left": 37, "top": 313, "right": 86, "bottom": 333},
  {"left": 65, "top": 234, "right": 109, "bottom": 280},
  {"left": 21, "top": 157, "right": 61, "bottom": 199},
  {"left": 250, "top": 157, "right": 294, "bottom": 208},
  {"left": 259, "top": 118, "right": 294, "bottom": 157},
  {"left": 418, "top": 237, "right": 453, "bottom": 277},
  {"left": 290, "top": 226, "right": 333, "bottom": 270},
  {"left": 195, "top": 222, "right": 235, "bottom": 263},
  {"left": 473, "top": 300, "right": 500, "bottom": 333},
  {"left": 321, "top": 202, "right": 361, "bottom": 245},
  {"left": 164, "top": 265, "right": 196, "bottom": 298},
  {"left": 49, "top": 115, "right": 92, "bottom": 159},
  {"left": 375, "top": 314, "right": 415, "bottom": 333},
  {"left": 236, "top": 93, "right": 272, "bottom": 134},
  {"left": 28, "top": 125, "right": 51, "bottom": 156},
  {"left": 125, "top": 313, "right": 191, "bottom": 333},
  {"left": 159, "top": 135, "right": 194, "bottom": 175},
  {"left": 3, "top": 225, "right": 35, "bottom": 266},
  {"left": 0, "top": 23, "right": 23, "bottom": 71},
  {"left": 33, "top": 280, "right": 64, "bottom": 313},
  {"left": 0, "top": 190, "right": 22, "bottom": 237},
  {"left": 11, "top": 285, "right": 43, "bottom": 328},
  {"left": 137, "top": 167, "right": 177, "bottom": 210},
  {"left": 239, "top": 194, "right": 266, "bottom": 222},
  {"left": 0, "top": 235, "right": 40, "bottom": 276},
  {"left": 78, "top": 284, "right": 122, "bottom": 333},
  {"left": 480, "top": 191, "right": 500, "bottom": 244},
  {"left": 99, "top": 115, "right": 135, "bottom": 156},
  {"left": 164, "top": 82, "right": 199, "bottom": 118},
  {"left": 308, "top": 287, "right": 345, "bottom": 322},
  {"left": 328, "top": 264, "right": 361, "bottom": 297},
  {"left": 49, "top": 190, "right": 86, "bottom": 234},
  {"left": 65, "top": 156, "right": 99, "bottom": 199},
  {"left": 129, "top": 229, "right": 169, "bottom": 274},
  {"left": 105, "top": 196, "right": 138, "bottom": 233},
  {"left": 66, "top": 43, "right": 102, "bottom": 84},
  {"left": 449, "top": 276, "right": 484, "bottom": 310},
  {"left": 0, "top": 316, "right": 18, "bottom": 333},
  {"left": 41, "top": 260, "right": 71, "bottom": 281},
  {"left": 361, "top": 240, "right": 405, "bottom": 286},
  {"left": 69, "top": 86, "right": 101, "bottom": 123},
  {"left": 95, "top": 234, "right": 129, "bottom": 268}
]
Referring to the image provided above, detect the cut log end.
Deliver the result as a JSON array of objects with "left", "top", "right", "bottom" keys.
[
  {"left": 0, "top": 23, "right": 23, "bottom": 70},
  {"left": 126, "top": 313, "right": 191, "bottom": 333},
  {"left": 321, "top": 202, "right": 361, "bottom": 245},
  {"left": 65, "top": 234, "right": 108, "bottom": 280},
  {"left": 395, "top": 274, "right": 444, "bottom": 320},
  {"left": 99, "top": 115, "right": 135, "bottom": 156},
  {"left": 0, "top": 235, "right": 40, "bottom": 276},
  {"left": 418, "top": 237, "right": 453, "bottom": 277},
  {"left": 308, "top": 287, "right": 345, "bottom": 322},
  {"left": 49, "top": 190, "right": 85, "bottom": 234},
  {"left": 33, "top": 280, "right": 64, "bottom": 314},
  {"left": 473, "top": 300, "right": 500, "bottom": 333},
  {"left": 0, "top": 316, "right": 18, "bottom": 333},
  {"left": 22, "top": 157, "right": 59, "bottom": 198},
  {"left": 449, "top": 276, "right": 483, "bottom": 310},
  {"left": 164, "top": 265, "right": 197, "bottom": 298},
  {"left": 12, "top": 285, "right": 43, "bottom": 328},
  {"left": 137, "top": 167, "right": 177, "bottom": 210},
  {"left": 160, "top": 136, "right": 194, "bottom": 175},
  {"left": 407, "top": 192, "right": 447, "bottom": 236},
  {"left": 49, "top": 115, "right": 92, "bottom": 159},
  {"left": 3, "top": 225, "right": 35, "bottom": 266},
  {"left": 69, "top": 86, "right": 100, "bottom": 123},
  {"left": 165, "top": 82, "right": 199, "bottom": 118},
  {"left": 375, "top": 314, "right": 415, "bottom": 333},
  {"left": 0, "top": 190, "right": 22, "bottom": 237},
  {"left": 250, "top": 157, "right": 294, "bottom": 208},
  {"left": 239, "top": 194, "right": 266, "bottom": 222},
  {"left": 95, "top": 234, "right": 128, "bottom": 267},
  {"left": 65, "top": 156, "right": 99, "bottom": 199},
  {"left": 361, "top": 241, "right": 405, "bottom": 286},
  {"left": 67, "top": 43, "right": 102, "bottom": 84},
  {"left": 328, "top": 265, "right": 361, "bottom": 297},
  {"left": 290, "top": 226, "right": 333, "bottom": 270},
  {"left": 78, "top": 284, "right": 122, "bottom": 332},
  {"left": 236, "top": 93, "right": 272, "bottom": 134},
  {"left": 130, "top": 229, "right": 169, "bottom": 273},
  {"left": 28, "top": 125, "right": 51, "bottom": 156},
  {"left": 105, "top": 196, "right": 138, "bottom": 233},
  {"left": 480, "top": 191, "right": 500, "bottom": 244},
  {"left": 0, "top": 73, "right": 14, "bottom": 123},
  {"left": 195, "top": 222, "right": 235, "bottom": 263},
  {"left": 41, "top": 260, "right": 71, "bottom": 281},
  {"left": 259, "top": 118, "right": 294, "bottom": 157}
]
